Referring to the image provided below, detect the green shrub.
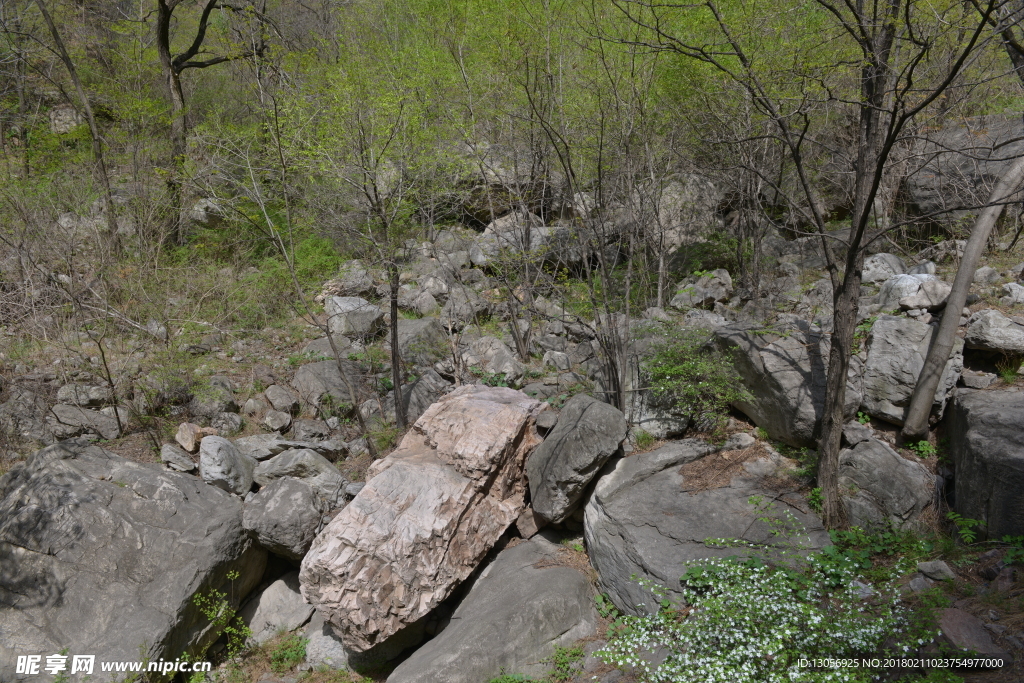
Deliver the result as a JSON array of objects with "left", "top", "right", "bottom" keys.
[
  {"left": 643, "top": 328, "right": 748, "bottom": 430},
  {"left": 270, "top": 634, "right": 307, "bottom": 673},
  {"left": 597, "top": 506, "right": 930, "bottom": 683}
]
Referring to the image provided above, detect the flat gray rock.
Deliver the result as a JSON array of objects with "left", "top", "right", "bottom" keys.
[
  {"left": 584, "top": 440, "right": 829, "bottom": 615},
  {"left": 325, "top": 296, "right": 384, "bottom": 338},
  {"left": 161, "top": 442, "right": 196, "bottom": 472},
  {"left": 0, "top": 440, "right": 266, "bottom": 682},
  {"left": 387, "top": 540, "right": 598, "bottom": 683},
  {"left": 46, "top": 404, "right": 122, "bottom": 440},
  {"left": 291, "top": 360, "right": 365, "bottom": 409}
]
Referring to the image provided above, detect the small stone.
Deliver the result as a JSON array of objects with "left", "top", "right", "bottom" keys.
[
  {"left": 535, "top": 411, "right": 558, "bottom": 433},
  {"left": 161, "top": 443, "right": 196, "bottom": 472},
  {"left": 917, "top": 560, "right": 956, "bottom": 581},
  {"left": 263, "top": 410, "right": 292, "bottom": 432},
  {"left": 722, "top": 432, "right": 756, "bottom": 451},
  {"left": 175, "top": 422, "right": 217, "bottom": 453},
  {"left": 243, "top": 398, "right": 266, "bottom": 416},
  {"left": 265, "top": 384, "right": 300, "bottom": 415},
  {"left": 960, "top": 370, "right": 997, "bottom": 389},
  {"left": 344, "top": 482, "right": 365, "bottom": 498},
  {"left": 909, "top": 574, "right": 934, "bottom": 593}
]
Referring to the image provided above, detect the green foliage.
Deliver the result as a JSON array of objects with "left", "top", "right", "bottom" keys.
[
  {"left": 856, "top": 411, "right": 871, "bottom": 425},
  {"left": 269, "top": 634, "right": 307, "bottom": 673},
  {"left": 946, "top": 512, "right": 982, "bottom": 544},
  {"left": 191, "top": 571, "right": 251, "bottom": 663},
  {"left": 542, "top": 645, "right": 584, "bottom": 683},
  {"left": 1001, "top": 535, "right": 1024, "bottom": 565},
  {"left": 807, "top": 487, "right": 823, "bottom": 513},
  {"left": 907, "top": 440, "right": 937, "bottom": 458},
  {"left": 643, "top": 328, "right": 748, "bottom": 430},
  {"left": 487, "top": 674, "right": 532, "bottom": 683},
  {"left": 996, "top": 353, "right": 1022, "bottom": 383},
  {"left": 633, "top": 429, "right": 656, "bottom": 450},
  {"left": 595, "top": 593, "right": 619, "bottom": 619},
  {"left": 479, "top": 372, "right": 509, "bottom": 387},
  {"left": 369, "top": 423, "right": 402, "bottom": 453},
  {"left": 561, "top": 538, "right": 585, "bottom": 553}
]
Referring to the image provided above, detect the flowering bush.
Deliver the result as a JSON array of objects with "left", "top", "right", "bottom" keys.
[{"left": 597, "top": 553, "right": 918, "bottom": 682}]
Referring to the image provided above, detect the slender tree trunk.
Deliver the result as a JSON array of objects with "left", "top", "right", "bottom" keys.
[
  {"left": 389, "top": 265, "right": 406, "bottom": 429},
  {"left": 35, "top": 0, "right": 120, "bottom": 255},
  {"left": 902, "top": 155, "right": 1024, "bottom": 439}
]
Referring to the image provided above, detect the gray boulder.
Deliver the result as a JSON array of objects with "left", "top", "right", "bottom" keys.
[
  {"left": 975, "top": 266, "right": 1001, "bottom": 284},
  {"left": 876, "top": 274, "right": 942, "bottom": 312},
  {"left": 303, "top": 610, "right": 425, "bottom": 672},
  {"left": 190, "top": 375, "right": 238, "bottom": 417},
  {"left": 320, "top": 260, "right": 376, "bottom": 298},
  {"left": 715, "top": 323, "right": 862, "bottom": 447},
  {"left": 527, "top": 396, "right": 626, "bottom": 523},
  {"left": 440, "top": 285, "right": 490, "bottom": 330},
  {"left": 263, "top": 409, "right": 292, "bottom": 432},
  {"left": 585, "top": 440, "right": 829, "bottom": 615},
  {"left": 265, "top": 385, "right": 300, "bottom": 415},
  {"left": 964, "top": 309, "right": 1024, "bottom": 352},
  {"left": 860, "top": 315, "right": 963, "bottom": 425},
  {"left": 862, "top": 253, "right": 906, "bottom": 284},
  {"left": 838, "top": 438, "right": 937, "bottom": 528},
  {"left": 55, "top": 383, "right": 113, "bottom": 407},
  {"left": 669, "top": 269, "right": 732, "bottom": 310},
  {"left": 291, "top": 418, "right": 330, "bottom": 441},
  {"left": 999, "top": 282, "right": 1024, "bottom": 306},
  {"left": 254, "top": 448, "right": 347, "bottom": 507},
  {"left": 399, "top": 369, "right": 451, "bottom": 424},
  {"left": 0, "top": 440, "right": 266, "bottom": 682},
  {"left": 291, "top": 360, "right": 365, "bottom": 409},
  {"left": 243, "top": 478, "right": 326, "bottom": 560},
  {"left": 906, "top": 114, "right": 1024, "bottom": 223},
  {"left": 238, "top": 572, "right": 315, "bottom": 645},
  {"left": 301, "top": 336, "right": 351, "bottom": 360},
  {"left": 200, "top": 435, "right": 256, "bottom": 495},
  {"left": 212, "top": 411, "right": 244, "bottom": 436},
  {"left": 46, "top": 404, "right": 122, "bottom": 441},
  {"left": 392, "top": 317, "right": 448, "bottom": 366},
  {"left": 898, "top": 279, "right": 951, "bottom": 311},
  {"left": 947, "top": 388, "right": 1024, "bottom": 539},
  {"left": 387, "top": 539, "right": 598, "bottom": 683},
  {"left": 326, "top": 296, "right": 384, "bottom": 338},
  {"left": 461, "top": 336, "right": 524, "bottom": 384}
]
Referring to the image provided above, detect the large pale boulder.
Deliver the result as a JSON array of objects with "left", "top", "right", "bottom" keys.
[
  {"left": 299, "top": 386, "right": 544, "bottom": 652},
  {"left": 0, "top": 440, "right": 266, "bottom": 683},
  {"left": 838, "top": 438, "right": 937, "bottom": 528},
  {"left": 715, "top": 323, "right": 862, "bottom": 447},
  {"left": 876, "top": 274, "right": 943, "bottom": 312},
  {"left": 584, "top": 440, "right": 829, "bottom": 615},
  {"left": 527, "top": 395, "right": 626, "bottom": 523},
  {"left": 947, "top": 389, "right": 1024, "bottom": 539},
  {"left": 860, "top": 315, "right": 963, "bottom": 425},
  {"left": 386, "top": 539, "right": 598, "bottom": 683},
  {"left": 55, "top": 383, "right": 113, "bottom": 407}
]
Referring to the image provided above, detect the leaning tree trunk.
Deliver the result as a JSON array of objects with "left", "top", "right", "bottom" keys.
[
  {"left": 902, "top": 155, "right": 1024, "bottom": 439},
  {"left": 389, "top": 264, "right": 406, "bottom": 430}
]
